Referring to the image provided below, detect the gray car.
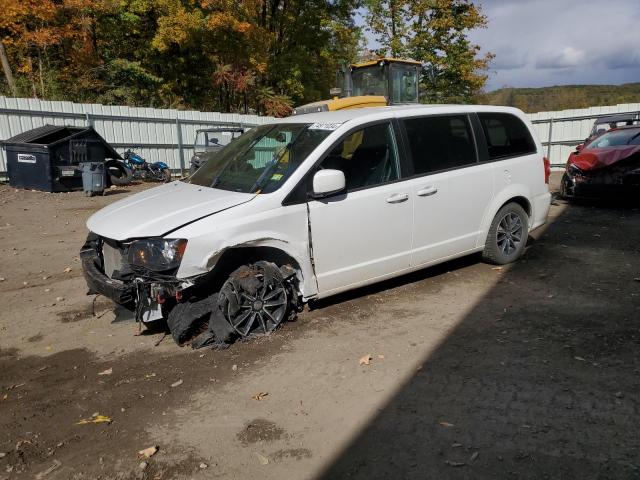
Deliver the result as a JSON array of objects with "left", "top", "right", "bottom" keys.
[{"left": 189, "top": 126, "right": 246, "bottom": 175}]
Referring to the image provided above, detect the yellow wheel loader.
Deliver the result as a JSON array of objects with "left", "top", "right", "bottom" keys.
[{"left": 292, "top": 58, "right": 421, "bottom": 115}]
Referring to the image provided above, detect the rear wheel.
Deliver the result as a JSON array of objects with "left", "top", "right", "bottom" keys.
[
  {"left": 162, "top": 168, "right": 172, "bottom": 183},
  {"left": 482, "top": 203, "right": 528, "bottom": 265}
]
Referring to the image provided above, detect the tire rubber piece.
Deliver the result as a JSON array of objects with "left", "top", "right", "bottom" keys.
[
  {"left": 166, "top": 296, "right": 215, "bottom": 345},
  {"left": 108, "top": 162, "right": 133, "bottom": 186},
  {"left": 482, "top": 202, "right": 529, "bottom": 265}
]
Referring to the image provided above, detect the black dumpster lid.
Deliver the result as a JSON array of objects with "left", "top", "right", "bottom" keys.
[
  {"left": 5, "top": 125, "right": 82, "bottom": 143},
  {"left": 3, "top": 124, "right": 121, "bottom": 159}
]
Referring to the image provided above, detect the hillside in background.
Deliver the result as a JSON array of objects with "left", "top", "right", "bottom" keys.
[{"left": 478, "top": 83, "right": 640, "bottom": 113}]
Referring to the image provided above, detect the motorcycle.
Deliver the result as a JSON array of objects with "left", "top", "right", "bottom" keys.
[{"left": 108, "top": 149, "right": 172, "bottom": 185}]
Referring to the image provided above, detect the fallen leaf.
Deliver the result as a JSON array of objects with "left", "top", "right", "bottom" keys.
[
  {"left": 251, "top": 392, "right": 269, "bottom": 401},
  {"left": 470, "top": 451, "right": 479, "bottom": 462},
  {"left": 171, "top": 379, "right": 183, "bottom": 388},
  {"left": 359, "top": 354, "right": 373, "bottom": 366},
  {"left": 232, "top": 364, "right": 238, "bottom": 371},
  {"left": 377, "top": 354, "right": 385, "bottom": 359},
  {"left": 439, "top": 421, "right": 455, "bottom": 428},
  {"left": 63, "top": 267, "right": 72, "bottom": 273},
  {"left": 445, "top": 460, "right": 465, "bottom": 467},
  {"left": 574, "top": 356, "right": 586, "bottom": 362},
  {"left": 199, "top": 463, "right": 208, "bottom": 469},
  {"left": 76, "top": 415, "right": 112, "bottom": 425},
  {"left": 98, "top": 368, "right": 112, "bottom": 376},
  {"left": 255, "top": 452, "right": 269, "bottom": 465},
  {"left": 138, "top": 446, "right": 158, "bottom": 458},
  {"left": 35, "top": 459, "right": 61, "bottom": 479}
]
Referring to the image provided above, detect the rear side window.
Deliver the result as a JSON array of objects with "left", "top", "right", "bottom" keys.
[
  {"left": 477, "top": 113, "right": 537, "bottom": 160},
  {"left": 403, "top": 115, "right": 477, "bottom": 174}
]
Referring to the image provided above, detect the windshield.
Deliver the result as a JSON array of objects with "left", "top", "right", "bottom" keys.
[
  {"left": 187, "top": 123, "right": 331, "bottom": 193},
  {"left": 352, "top": 65, "right": 387, "bottom": 97},
  {"left": 586, "top": 128, "right": 640, "bottom": 149},
  {"left": 390, "top": 65, "right": 418, "bottom": 103}
]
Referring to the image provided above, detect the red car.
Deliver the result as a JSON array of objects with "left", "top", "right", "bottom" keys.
[{"left": 561, "top": 125, "right": 640, "bottom": 198}]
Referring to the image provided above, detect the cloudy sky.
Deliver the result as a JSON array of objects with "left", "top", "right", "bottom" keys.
[{"left": 359, "top": 0, "right": 640, "bottom": 91}]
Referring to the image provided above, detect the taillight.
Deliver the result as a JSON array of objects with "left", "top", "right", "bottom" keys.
[{"left": 543, "top": 156, "right": 551, "bottom": 184}]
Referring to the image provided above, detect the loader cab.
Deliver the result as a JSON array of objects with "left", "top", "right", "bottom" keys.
[
  {"left": 292, "top": 58, "right": 420, "bottom": 115},
  {"left": 348, "top": 59, "right": 420, "bottom": 104}
]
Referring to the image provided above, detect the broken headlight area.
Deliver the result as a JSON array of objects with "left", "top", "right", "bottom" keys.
[
  {"left": 128, "top": 238, "right": 187, "bottom": 272},
  {"left": 80, "top": 232, "right": 195, "bottom": 320},
  {"left": 81, "top": 233, "right": 300, "bottom": 350}
]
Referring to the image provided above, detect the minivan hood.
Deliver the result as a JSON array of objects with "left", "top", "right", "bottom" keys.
[{"left": 87, "top": 181, "right": 255, "bottom": 241}]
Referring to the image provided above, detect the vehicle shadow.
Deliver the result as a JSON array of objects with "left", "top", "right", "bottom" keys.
[{"left": 315, "top": 201, "right": 640, "bottom": 479}]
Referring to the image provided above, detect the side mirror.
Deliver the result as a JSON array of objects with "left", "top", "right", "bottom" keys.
[
  {"left": 312, "top": 169, "right": 346, "bottom": 198},
  {"left": 575, "top": 143, "right": 584, "bottom": 153}
]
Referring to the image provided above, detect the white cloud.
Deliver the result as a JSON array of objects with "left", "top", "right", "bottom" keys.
[
  {"left": 536, "top": 47, "right": 586, "bottom": 69},
  {"left": 469, "top": 0, "right": 640, "bottom": 90}
]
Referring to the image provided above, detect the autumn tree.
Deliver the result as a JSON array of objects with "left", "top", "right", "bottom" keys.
[
  {"left": 0, "top": 0, "right": 362, "bottom": 115},
  {"left": 364, "top": 0, "right": 493, "bottom": 103}
]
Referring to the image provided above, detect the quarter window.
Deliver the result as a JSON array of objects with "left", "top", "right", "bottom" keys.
[
  {"left": 318, "top": 123, "right": 400, "bottom": 191},
  {"left": 477, "top": 113, "right": 537, "bottom": 160},
  {"left": 403, "top": 115, "right": 477, "bottom": 174}
]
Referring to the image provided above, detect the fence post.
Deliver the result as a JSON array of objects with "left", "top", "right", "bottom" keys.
[
  {"left": 546, "top": 117, "right": 554, "bottom": 160},
  {"left": 85, "top": 113, "right": 92, "bottom": 127},
  {"left": 176, "top": 117, "right": 185, "bottom": 176}
]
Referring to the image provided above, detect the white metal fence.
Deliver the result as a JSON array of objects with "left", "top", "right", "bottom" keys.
[
  {"left": 0, "top": 96, "right": 273, "bottom": 174},
  {"left": 528, "top": 102, "right": 640, "bottom": 167},
  {"left": 1, "top": 96, "right": 640, "bottom": 174}
]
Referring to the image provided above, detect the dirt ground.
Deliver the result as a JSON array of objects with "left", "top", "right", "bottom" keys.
[{"left": 0, "top": 175, "right": 638, "bottom": 480}]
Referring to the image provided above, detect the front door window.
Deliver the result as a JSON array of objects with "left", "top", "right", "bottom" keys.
[{"left": 318, "top": 122, "right": 400, "bottom": 191}]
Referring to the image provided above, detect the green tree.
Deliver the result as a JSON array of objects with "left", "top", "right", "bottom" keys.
[{"left": 364, "top": 0, "right": 493, "bottom": 103}]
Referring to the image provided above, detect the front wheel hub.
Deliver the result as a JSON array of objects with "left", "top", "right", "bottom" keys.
[{"left": 219, "top": 262, "right": 289, "bottom": 337}]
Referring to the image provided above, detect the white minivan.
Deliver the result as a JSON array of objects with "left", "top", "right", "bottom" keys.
[{"left": 81, "top": 105, "right": 551, "bottom": 347}]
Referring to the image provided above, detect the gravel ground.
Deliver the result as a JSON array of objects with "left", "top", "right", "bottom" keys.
[{"left": 0, "top": 175, "right": 638, "bottom": 480}]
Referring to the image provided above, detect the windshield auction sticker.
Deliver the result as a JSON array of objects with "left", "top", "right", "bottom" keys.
[{"left": 308, "top": 122, "right": 343, "bottom": 131}]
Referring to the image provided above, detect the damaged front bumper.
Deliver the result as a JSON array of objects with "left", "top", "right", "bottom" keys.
[
  {"left": 80, "top": 236, "right": 135, "bottom": 306},
  {"left": 562, "top": 162, "right": 640, "bottom": 198},
  {"left": 80, "top": 233, "right": 197, "bottom": 317}
]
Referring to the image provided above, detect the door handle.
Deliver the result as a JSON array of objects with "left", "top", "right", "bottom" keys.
[
  {"left": 416, "top": 186, "right": 438, "bottom": 197},
  {"left": 386, "top": 193, "right": 409, "bottom": 204}
]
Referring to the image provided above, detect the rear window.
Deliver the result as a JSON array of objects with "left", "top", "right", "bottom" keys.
[
  {"left": 477, "top": 113, "right": 536, "bottom": 160},
  {"left": 403, "top": 115, "right": 477, "bottom": 174}
]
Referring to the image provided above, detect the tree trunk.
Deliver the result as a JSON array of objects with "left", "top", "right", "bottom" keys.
[
  {"left": 38, "top": 51, "right": 45, "bottom": 97},
  {"left": 0, "top": 41, "right": 17, "bottom": 96},
  {"left": 28, "top": 57, "right": 37, "bottom": 97}
]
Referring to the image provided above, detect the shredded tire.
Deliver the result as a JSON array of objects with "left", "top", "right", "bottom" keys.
[{"left": 166, "top": 296, "right": 215, "bottom": 345}]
